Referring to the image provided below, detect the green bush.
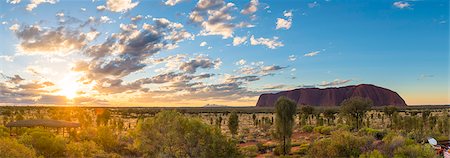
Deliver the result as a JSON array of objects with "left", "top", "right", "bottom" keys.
[
  {"left": 240, "top": 145, "right": 258, "bottom": 157},
  {"left": 134, "top": 111, "right": 241, "bottom": 157},
  {"left": 308, "top": 130, "right": 374, "bottom": 158},
  {"left": 302, "top": 125, "right": 314, "bottom": 133},
  {"left": 292, "top": 143, "right": 309, "bottom": 155},
  {"left": 360, "top": 128, "right": 386, "bottom": 140},
  {"left": 0, "top": 137, "right": 37, "bottom": 158},
  {"left": 313, "top": 126, "right": 333, "bottom": 135},
  {"left": 66, "top": 140, "right": 106, "bottom": 157},
  {"left": 19, "top": 128, "right": 66, "bottom": 157},
  {"left": 393, "top": 144, "right": 435, "bottom": 158}
]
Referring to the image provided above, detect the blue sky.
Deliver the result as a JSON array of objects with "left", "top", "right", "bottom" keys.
[{"left": 0, "top": 0, "right": 448, "bottom": 106}]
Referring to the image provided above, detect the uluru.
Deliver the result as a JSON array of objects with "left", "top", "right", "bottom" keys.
[{"left": 256, "top": 84, "right": 407, "bottom": 107}]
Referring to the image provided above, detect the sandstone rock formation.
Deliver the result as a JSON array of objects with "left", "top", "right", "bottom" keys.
[{"left": 256, "top": 84, "right": 407, "bottom": 107}]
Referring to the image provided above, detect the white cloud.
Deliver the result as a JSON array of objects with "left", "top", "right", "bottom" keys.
[
  {"left": 0, "top": 55, "right": 14, "bottom": 62},
  {"left": 100, "top": 16, "right": 112, "bottom": 23},
  {"left": 288, "top": 55, "right": 296, "bottom": 61},
  {"left": 283, "top": 10, "right": 292, "bottom": 17},
  {"left": 200, "top": 41, "right": 207, "bottom": 47},
  {"left": 233, "top": 36, "right": 247, "bottom": 46},
  {"left": 81, "top": 8, "right": 86, "bottom": 11},
  {"left": 318, "top": 79, "right": 352, "bottom": 87},
  {"left": 105, "top": 0, "right": 139, "bottom": 12},
  {"left": 393, "top": 1, "right": 410, "bottom": 9},
  {"left": 96, "top": 5, "right": 106, "bottom": 11},
  {"left": 241, "top": 0, "right": 258, "bottom": 15},
  {"left": 276, "top": 10, "right": 293, "bottom": 30},
  {"left": 304, "top": 51, "right": 320, "bottom": 57},
  {"left": 164, "top": 0, "right": 185, "bottom": 6},
  {"left": 276, "top": 18, "right": 292, "bottom": 30},
  {"left": 8, "top": 24, "right": 20, "bottom": 31},
  {"left": 56, "top": 12, "right": 64, "bottom": 17},
  {"left": 7, "top": 0, "right": 21, "bottom": 4},
  {"left": 235, "top": 59, "right": 246, "bottom": 66},
  {"left": 26, "top": 0, "right": 57, "bottom": 11},
  {"left": 250, "top": 35, "right": 284, "bottom": 49}
]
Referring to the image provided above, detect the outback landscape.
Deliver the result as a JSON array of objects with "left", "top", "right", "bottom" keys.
[{"left": 0, "top": 0, "right": 449, "bottom": 157}]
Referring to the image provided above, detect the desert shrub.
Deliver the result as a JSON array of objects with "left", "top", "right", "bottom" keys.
[
  {"left": 240, "top": 145, "right": 258, "bottom": 157},
  {"left": 360, "top": 128, "right": 386, "bottom": 140},
  {"left": 0, "top": 137, "right": 37, "bottom": 158},
  {"left": 134, "top": 111, "right": 241, "bottom": 157},
  {"left": 382, "top": 133, "right": 416, "bottom": 157},
  {"left": 302, "top": 125, "right": 314, "bottom": 133},
  {"left": 19, "top": 128, "right": 66, "bottom": 157},
  {"left": 393, "top": 144, "right": 435, "bottom": 158},
  {"left": 0, "top": 125, "right": 9, "bottom": 137},
  {"left": 292, "top": 143, "right": 309, "bottom": 155},
  {"left": 359, "top": 150, "right": 384, "bottom": 158},
  {"left": 313, "top": 126, "right": 323, "bottom": 133},
  {"left": 313, "top": 126, "right": 333, "bottom": 135},
  {"left": 308, "top": 130, "right": 374, "bottom": 158},
  {"left": 66, "top": 140, "right": 106, "bottom": 158},
  {"left": 95, "top": 126, "right": 119, "bottom": 152}
]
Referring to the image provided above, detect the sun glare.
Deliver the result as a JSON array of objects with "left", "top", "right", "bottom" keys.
[{"left": 57, "top": 73, "right": 80, "bottom": 100}]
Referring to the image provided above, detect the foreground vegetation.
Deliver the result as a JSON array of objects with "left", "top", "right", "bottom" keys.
[{"left": 0, "top": 98, "right": 448, "bottom": 157}]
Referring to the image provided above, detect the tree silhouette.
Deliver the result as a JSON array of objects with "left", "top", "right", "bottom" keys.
[{"left": 274, "top": 97, "right": 297, "bottom": 156}]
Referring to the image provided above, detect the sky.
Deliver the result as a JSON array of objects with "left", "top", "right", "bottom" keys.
[{"left": 0, "top": 0, "right": 448, "bottom": 107}]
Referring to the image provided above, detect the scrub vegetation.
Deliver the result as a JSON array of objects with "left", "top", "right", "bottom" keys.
[{"left": 0, "top": 98, "right": 448, "bottom": 157}]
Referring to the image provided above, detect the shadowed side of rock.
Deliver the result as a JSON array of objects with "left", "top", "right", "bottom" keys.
[{"left": 256, "top": 84, "right": 407, "bottom": 107}]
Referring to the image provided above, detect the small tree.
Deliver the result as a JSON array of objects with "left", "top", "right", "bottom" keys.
[
  {"left": 323, "top": 109, "right": 337, "bottom": 125},
  {"left": 339, "top": 97, "right": 373, "bottom": 130},
  {"left": 383, "top": 106, "right": 398, "bottom": 128},
  {"left": 300, "top": 106, "right": 314, "bottom": 125},
  {"left": 228, "top": 112, "right": 239, "bottom": 138},
  {"left": 274, "top": 97, "right": 297, "bottom": 156}
]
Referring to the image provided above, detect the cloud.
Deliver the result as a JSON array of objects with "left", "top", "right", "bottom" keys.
[
  {"left": 164, "top": 0, "right": 185, "bottom": 6},
  {"left": 74, "top": 18, "right": 193, "bottom": 86},
  {"left": 250, "top": 35, "right": 284, "bottom": 49},
  {"left": 233, "top": 36, "right": 247, "bottom": 46},
  {"left": 179, "top": 55, "right": 222, "bottom": 74},
  {"left": 288, "top": 55, "right": 296, "bottom": 61},
  {"left": 235, "top": 59, "right": 246, "bottom": 65},
  {"left": 0, "top": 74, "right": 64, "bottom": 104},
  {"left": 9, "top": 24, "right": 20, "bottom": 31},
  {"left": 237, "top": 62, "right": 287, "bottom": 75},
  {"left": 241, "top": 0, "right": 258, "bottom": 15},
  {"left": 100, "top": 16, "right": 113, "bottom": 23},
  {"left": 318, "top": 79, "right": 352, "bottom": 87},
  {"left": 0, "top": 55, "right": 14, "bottom": 62},
  {"left": 276, "top": 10, "right": 292, "bottom": 30},
  {"left": 393, "top": 1, "right": 411, "bottom": 9},
  {"left": 276, "top": 18, "right": 292, "bottom": 30},
  {"left": 263, "top": 84, "right": 285, "bottom": 90},
  {"left": 283, "top": 10, "right": 292, "bottom": 17},
  {"left": 14, "top": 25, "right": 90, "bottom": 55},
  {"left": 105, "top": 0, "right": 139, "bottom": 12},
  {"left": 304, "top": 51, "right": 320, "bottom": 57},
  {"left": 189, "top": 0, "right": 248, "bottom": 39},
  {"left": 200, "top": 41, "right": 207, "bottom": 46},
  {"left": 418, "top": 74, "right": 434, "bottom": 80},
  {"left": 26, "top": 0, "right": 57, "bottom": 11},
  {"left": 7, "top": 0, "right": 21, "bottom": 4},
  {"left": 96, "top": 5, "right": 106, "bottom": 11}
]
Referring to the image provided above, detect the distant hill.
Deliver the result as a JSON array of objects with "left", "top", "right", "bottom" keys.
[
  {"left": 256, "top": 84, "right": 407, "bottom": 107},
  {"left": 203, "top": 104, "right": 229, "bottom": 108}
]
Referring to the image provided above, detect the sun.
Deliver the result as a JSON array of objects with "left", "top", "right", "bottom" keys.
[{"left": 57, "top": 73, "right": 80, "bottom": 100}]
